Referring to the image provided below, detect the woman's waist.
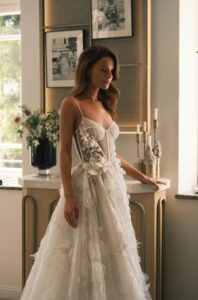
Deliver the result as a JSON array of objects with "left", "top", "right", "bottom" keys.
[{"left": 71, "top": 155, "right": 124, "bottom": 176}]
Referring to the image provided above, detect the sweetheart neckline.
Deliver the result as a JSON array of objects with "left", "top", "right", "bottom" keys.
[{"left": 75, "top": 116, "right": 116, "bottom": 132}]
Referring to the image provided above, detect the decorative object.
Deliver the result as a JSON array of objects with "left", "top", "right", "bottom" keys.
[
  {"left": 46, "top": 30, "right": 83, "bottom": 87},
  {"left": 136, "top": 124, "right": 140, "bottom": 158},
  {"left": 142, "top": 121, "right": 147, "bottom": 174},
  {"left": 142, "top": 121, "right": 147, "bottom": 159},
  {"left": 15, "top": 105, "right": 59, "bottom": 175},
  {"left": 152, "top": 107, "right": 162, "bottom": 179},
  {"left": 144, "top": 135, "right": 156, "bottom": 178},
  {"left": 134, "top": 124, "right": 144, "bottom": 173},
  {"left": 91, "top": 0, "right": 132, "bottom": 39},
  {"left": 135, "top": 107, "right": 162, "bottom": 179}
]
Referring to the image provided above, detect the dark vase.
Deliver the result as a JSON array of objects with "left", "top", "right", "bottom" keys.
[{"left": 31, "top": 138, "right": 56, "bottom": 175}]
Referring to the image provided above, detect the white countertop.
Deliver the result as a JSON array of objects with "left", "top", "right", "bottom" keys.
[{"left": 18, "top": 174, "right": 170, "bottom": 194}]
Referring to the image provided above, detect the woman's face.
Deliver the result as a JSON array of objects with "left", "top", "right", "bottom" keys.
[{"left": 88, "top": 56, "right": 114, "bottom": 90}]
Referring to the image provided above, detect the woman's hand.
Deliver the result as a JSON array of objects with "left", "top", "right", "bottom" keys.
[
  {"left": 64, "top": 196, "right": 79, "bottom": 228},
  {"left": 142, "top": 176, "right": 167, "bottom": 190}
]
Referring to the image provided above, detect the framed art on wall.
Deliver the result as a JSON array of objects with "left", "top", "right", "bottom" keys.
[
  {"left": 46, "top": 30, "right": 83, "bottom": 87},
  {"left": 91, "top": 0, "right": 132, "bottom": 39}
]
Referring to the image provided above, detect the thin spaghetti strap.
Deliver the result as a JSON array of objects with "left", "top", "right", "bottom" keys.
[{"left": 70, "top": 96, "right": 84, "bottom": 118}]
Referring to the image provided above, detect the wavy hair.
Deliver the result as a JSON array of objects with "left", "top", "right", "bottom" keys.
[{"left": 71, "top": 45, "right": 120, "bottom": 120}]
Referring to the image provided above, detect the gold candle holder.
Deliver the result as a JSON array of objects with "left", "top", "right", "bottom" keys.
[
  {"left": 153, "top": 119, "right": 161, "bottom": 179},
  {"left": 142, "top": 131, "right": 147, "bottom": 159},
  {"left": 153, "top": 119, "right": 158, "bottom": 142},
  {"left": 136, "top": 132, "right": 140, "bottom": 159}
]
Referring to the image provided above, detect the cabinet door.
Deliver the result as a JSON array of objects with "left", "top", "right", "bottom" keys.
[
  {"left": 22, "top": 188, "right": 60, "bottom": 285},
  {"left": 129, "top": 191, "right": 166, "bottom": 300}
]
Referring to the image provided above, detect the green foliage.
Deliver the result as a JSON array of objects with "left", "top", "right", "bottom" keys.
[
  {"left": 0, "top": 14, "right": 20, "bottom": 35},
  {"left": 15, "top": 105, "right": 60, "bottom": 148}
]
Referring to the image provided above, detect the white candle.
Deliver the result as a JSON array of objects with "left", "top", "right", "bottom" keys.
[
  {"left": 136, "top": 124, "right": 140, "bottom": 133},
  {"left": 143, "top": 121, "right": 147, "bottom": 132},
  {"left": 148, "top": 135, "right": 152, "bottom": 146},
  {"left": 154, "top": 107, "right": 158, "bottom": 120}
]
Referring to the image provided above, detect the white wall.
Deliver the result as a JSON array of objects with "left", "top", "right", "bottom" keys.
[{"left": 21, "top": 0, "right": 44, "bottom": 176}]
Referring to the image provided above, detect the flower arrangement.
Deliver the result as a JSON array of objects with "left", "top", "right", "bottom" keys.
[{"left": 14, "top": 105, "right": 59, "bottom": 148}]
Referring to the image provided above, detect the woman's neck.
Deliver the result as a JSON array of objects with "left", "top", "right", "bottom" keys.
[{"left": 81, "top": 87, "right": 99, "bottom": 102}]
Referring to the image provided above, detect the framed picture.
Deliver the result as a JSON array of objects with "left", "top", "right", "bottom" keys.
[
  {"left": 46, "top": 30, "right": 83, "bottom": 87},
  {"left": 91, "top": 0, "right": 132, "bottom": 39}
]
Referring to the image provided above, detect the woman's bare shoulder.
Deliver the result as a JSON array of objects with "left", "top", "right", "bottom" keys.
[{"left": 60, "top": 96, "right": 77, "bottom": 113}]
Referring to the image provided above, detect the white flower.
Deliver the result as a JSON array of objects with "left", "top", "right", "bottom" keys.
[
  {"left": 33, "top": 140, "right": 39, "bottom": 147},
  {"left": 79, "top": 128, "right": 111, "bottom": 175}
]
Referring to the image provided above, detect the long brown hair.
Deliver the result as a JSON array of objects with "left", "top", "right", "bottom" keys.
[{"left": 71, "top": 45, "right": 120, "bottom": 120}]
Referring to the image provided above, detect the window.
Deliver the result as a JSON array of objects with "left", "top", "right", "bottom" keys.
[{"left": 0, "top": 12, "right": 21, "bottom": 181}]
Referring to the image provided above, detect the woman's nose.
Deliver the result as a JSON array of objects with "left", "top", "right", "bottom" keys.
[{"left": 106, "top": 71, "right": 112, "bottom": 79}]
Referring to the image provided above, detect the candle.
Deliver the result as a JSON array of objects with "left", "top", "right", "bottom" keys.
[
  {"left": 148, "top": 135, "right": 152, "bottom": 146},
  {"left": 143, "top": 121, "right": 147, "bottom": 132},
  {"left": 136, "top": 124, "right": 140, "bottom": 133},
  {"left": 154, "top": 107, "right": 158, "bottom": 120}
]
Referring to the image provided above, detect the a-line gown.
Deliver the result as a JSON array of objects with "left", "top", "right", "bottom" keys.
[{"left": 20, "top": 97, "right": 152, "bottom": 300}]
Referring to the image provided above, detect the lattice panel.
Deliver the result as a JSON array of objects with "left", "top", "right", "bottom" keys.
[
  {"left": 116, "top": 65, "right": 146, "bottom": 129},
  {"left": 44, "top": 0, "right": 90, "bottom": 26}
]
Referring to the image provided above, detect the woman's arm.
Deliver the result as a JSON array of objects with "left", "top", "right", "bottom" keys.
[
  {"left": 116, "top": 153, "right": 166, "bottom": 189},
  {"left": 59, "top": 97, "right": 79, "bottom": 228}
]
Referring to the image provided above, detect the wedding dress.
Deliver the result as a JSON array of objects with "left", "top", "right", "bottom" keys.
[{"left": 20, "top": 98, "right": 151, "bottom": 300}]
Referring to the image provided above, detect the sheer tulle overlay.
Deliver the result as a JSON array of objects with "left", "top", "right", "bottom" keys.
[{"left": 20, "top": 100, "right": 152, "bottom": 300}]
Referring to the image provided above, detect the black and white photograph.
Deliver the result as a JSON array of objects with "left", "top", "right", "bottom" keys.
[
  {"left": 92, "top": 0, "right": 132, "bottom": 39},
  {"left": 46, "top": 30, "right": 83, "bottom": 87}
]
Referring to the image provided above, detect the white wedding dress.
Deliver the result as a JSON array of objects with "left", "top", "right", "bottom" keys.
[{"left": 20, "top": 99, "right": 151, "bottom": 300}]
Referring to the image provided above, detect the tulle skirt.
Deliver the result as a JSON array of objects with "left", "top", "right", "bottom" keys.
[{"left": 20, "top": 160, "right": 151, "bottom": 300}]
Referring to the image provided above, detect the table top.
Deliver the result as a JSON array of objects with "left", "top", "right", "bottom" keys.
[{"left": 18, "top": 174, "right": 171, "bottom": 194}]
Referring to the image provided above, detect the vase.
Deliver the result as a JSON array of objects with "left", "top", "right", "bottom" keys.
[{"left": 31, "top": 138, "right": 56, "bottom": 175}]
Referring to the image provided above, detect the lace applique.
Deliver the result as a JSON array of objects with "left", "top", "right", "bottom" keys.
[{"left": 79, "top": 128, "right": 112, "bottom": 175}]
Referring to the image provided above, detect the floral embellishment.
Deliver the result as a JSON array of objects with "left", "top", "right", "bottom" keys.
[{"left": 79, "top": 128, "right": 111, "bottom": 175}]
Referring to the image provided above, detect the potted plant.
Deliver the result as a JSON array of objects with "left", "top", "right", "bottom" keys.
[{"left": 15, "top": 105, "right": 60, "bottom": 175}]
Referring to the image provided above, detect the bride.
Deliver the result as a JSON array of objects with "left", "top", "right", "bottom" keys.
[{"left": 20, "top": 45, "right": 164, "bottom": 300}]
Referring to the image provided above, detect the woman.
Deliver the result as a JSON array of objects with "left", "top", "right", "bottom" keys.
[{"left": 20, "top": 45, "right": 165, "bottom": 300}]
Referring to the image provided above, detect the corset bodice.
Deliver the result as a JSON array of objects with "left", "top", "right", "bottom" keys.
[{"left": 73, "top": 116, "right": 119, "bottom": 163}]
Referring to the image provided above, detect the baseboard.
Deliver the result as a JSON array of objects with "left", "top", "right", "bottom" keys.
[{"left": 0, "top": 286, "right": 22, "bottom": 300}]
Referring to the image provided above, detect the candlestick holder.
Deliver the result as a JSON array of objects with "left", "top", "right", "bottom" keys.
[
  {"left": 152, "top": 119, "right": 162, "bottom": 179},
  {"left": 136, "top": 132, "right": 140, "bottom": 159},
  {"left": 134, "top": 132, "right": 144, "bottom": 172},
  {"left": 153, "top": 119, "right": 158, "bottom": 137},
  {"left": 141, "top": 131, "right": 147, "bottom": 174},
  {"left": 142, "top": 131, "right": 147, "bottom": 159}
]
